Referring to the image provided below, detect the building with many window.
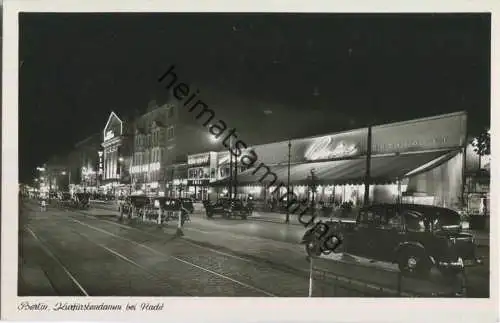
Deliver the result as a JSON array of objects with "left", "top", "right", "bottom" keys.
[
  {"left": 130, "top": 99, "right": 222, "bottom": 197},
  {"left": 73, "top": 133, "right": 102, "bottom": 193},
  {"left": 101, "top": 111, "right": 133, "bottom": 196}
]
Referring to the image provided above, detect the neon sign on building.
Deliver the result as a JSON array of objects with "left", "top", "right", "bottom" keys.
[
  {"left": 104, "top": 130, "right": 115, "bottom": 141},
  {"left": 305, "top": 136, "right": 358, "bottom": 161}
]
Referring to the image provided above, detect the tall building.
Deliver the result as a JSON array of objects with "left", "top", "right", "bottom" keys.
[
  {"left": 43, "top": 155, "right": 70, "bottom": 192},
  {"left": 130, "top": 98, "right": 222, "bottom": 196},
  {"left": 101, "top": 111, "right": 133, "bottom": 196},
  {"left": 73, "top": 133, "right": 101, "bottom": 192}
]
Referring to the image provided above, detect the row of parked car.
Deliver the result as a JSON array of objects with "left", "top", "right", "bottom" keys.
[{"left": 116, "top": 196, "right": 255, "bottom": 221}]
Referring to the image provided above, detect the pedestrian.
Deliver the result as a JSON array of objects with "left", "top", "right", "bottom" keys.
[
  {"left": 180, "top": 205, "right": 190, "bottom": 226},
  {"left": 40, "top": 198, "right": 47, "bottom": 212}
]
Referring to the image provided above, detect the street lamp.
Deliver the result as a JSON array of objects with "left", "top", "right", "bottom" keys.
[{"left": 309, "top": 169, "right": 318, "bottom": 217}]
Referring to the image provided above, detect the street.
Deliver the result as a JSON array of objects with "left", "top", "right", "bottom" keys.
[{"left": 18, "top": 200, "right": 490, "bottom": 297}]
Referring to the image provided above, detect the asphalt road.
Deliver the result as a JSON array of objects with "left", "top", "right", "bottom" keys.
[{"left": 18, "top": 199, "right": 489, "bottom": 297}]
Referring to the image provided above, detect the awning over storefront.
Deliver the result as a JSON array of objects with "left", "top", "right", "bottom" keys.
[{"left": 211, "top": 149, "right": 459, "bottom": 187}]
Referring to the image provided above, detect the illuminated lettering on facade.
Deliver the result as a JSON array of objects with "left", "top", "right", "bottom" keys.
[
  {"left": 188, "top": 153, "right": 210, "bottom": 166},
  {"left": 305, "top": 136, "right": 359, "bottom": 161},
  {"left": 372, "top": 136, "right": 450, "bottom": 154},
  {"left": 130, "top": 162, "right": 161, "bottom": 174},
  {"left": 98, "top": 151, "right": 104, "bottom": 175},
  {"left": 104, "top": 130, "right": 115, "bottom": 141}
]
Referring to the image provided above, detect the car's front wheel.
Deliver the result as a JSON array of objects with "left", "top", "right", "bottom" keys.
[{"left": 397, "top": 248, "right": 431, "bottom": 277}]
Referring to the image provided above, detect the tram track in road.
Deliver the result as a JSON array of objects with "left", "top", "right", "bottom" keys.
[
  {"left": 21, "top": 205, "right": 191, "bottom": 296},
  {"left": 65, "top": 216, "right": 278, "bottom": 297},
  {"left": 23, "top": 204, "right": 277, "bottom": 296},
  {"left": 67, "top": 209, "right": 413, "bottom": 294},
  {"left": 66, "top": 228, "right": 191, "bottom": 296},
  {"left": 23, "top": 226, "right": 89, "bottom": 296},
  {"left": 65, "top": 206, "right": 480, "bottom": 296},
  {"left": 58, "top": 206, "right": 407, "bottom": 297},
  {"left": 22, "top": 202, "right": 431, "bottom": 296}
]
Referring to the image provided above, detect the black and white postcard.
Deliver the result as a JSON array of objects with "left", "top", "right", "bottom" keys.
[{"left": 2, "top": 0, "right": 498, "bottom": 322}]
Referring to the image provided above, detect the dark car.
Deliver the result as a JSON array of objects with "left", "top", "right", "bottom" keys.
[
  {"left": 121, "top": 195, "right": 151, "bottom": 216},
  {"left": 205, "top": 198, "right": 251, "bottom": 219},
  {"left": 180, "top": 198, "right": 195, "bottom": 214},
  {"left": 304, "top": 203, "right": 482, "bottom": 276}
]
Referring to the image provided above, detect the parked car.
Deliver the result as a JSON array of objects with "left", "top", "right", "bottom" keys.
[
  {"left": 302, "top": 203, "right": 482, "bottom": 277},
  {"left": 205, "top": 198, "right": 252, "bottom": 219}
]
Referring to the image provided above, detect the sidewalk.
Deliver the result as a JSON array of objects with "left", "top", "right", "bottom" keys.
[
  {"left": 247, "top": 211, "right": 490, "bottom": 247},
  {"left": 88, "top": 203, "right": 489, "bottom": 247},
  {"left": 248, "top": 210, "right": 354, "bottom": 226}
]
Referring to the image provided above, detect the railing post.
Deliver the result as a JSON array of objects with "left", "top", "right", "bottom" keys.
[
  {"left": 157, "top": 207, "right": 162, "bottom": 225},
  {"left": 308, "top": 257, "right": 314, "bottom": 297},
  {"left": 397, "top": 271, "right": 402, "bottom": 296},
  {"left": 175, "top": 210, "right": 184, "bottom": 236}
]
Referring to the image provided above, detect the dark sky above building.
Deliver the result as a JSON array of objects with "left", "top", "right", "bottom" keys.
[{"left": 19, "top": 13, "right": 491, "bottom": 182}]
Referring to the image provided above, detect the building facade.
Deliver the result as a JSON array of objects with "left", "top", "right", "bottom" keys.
[
  {"left": 43, "top": 155, "right": 71, "bottom": 192},
  {"left": 206, "top": 111, "right": 481, "bottom": 212},
  {"left": 73, "top": 133, "right": 102, "bottom": 193},
  {"left": 130, "top": 101, "right": 174, "bottom": 196},
  {"left": 130, "top": 99, "right": 224, "bottom": 197},
  {"left": 101, "top": 111, "right": 133, "bottom": 196}
]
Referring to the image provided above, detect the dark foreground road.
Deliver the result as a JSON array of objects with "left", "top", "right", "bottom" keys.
[{"left": 18, "top": 200, "right": 489, "bottom": 297}]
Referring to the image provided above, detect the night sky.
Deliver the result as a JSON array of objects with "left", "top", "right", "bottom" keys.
[{"left": 19, "top": 13, "right": 491, "bottom": 182}]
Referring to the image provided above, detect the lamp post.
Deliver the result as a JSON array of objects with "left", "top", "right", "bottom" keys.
[
  {"left": 118, "top": 157, "right": 124, "bottom": 198},
  {"left": 309, "top": 169, "right": 318, "bottom": 217},
  {"left": 176, "top": 181, "right": 185, "bottom": 237},
  {"left": 286, "top": 140, "right": 292, "bottom": 224},
  {"left": 229, "top": 137, "right": 233, "bottom": 199},
  {"left": 363, "top": 125, "right": 372, "bottom": 206}
]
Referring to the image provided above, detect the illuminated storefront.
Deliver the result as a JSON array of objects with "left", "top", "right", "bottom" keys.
[
  {"left": 186, "top": 152, "right": 218, "bottom": 200},
  {"left": 101, "top": 111, "right": 131, "bottom": 195},
  {"left": 211, "top": 111, "right": 471, "bottom": 210}
]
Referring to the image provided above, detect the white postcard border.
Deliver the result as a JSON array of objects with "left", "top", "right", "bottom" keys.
[{"left": 2, "top": 0, "right": 499, "bottom": 322}]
